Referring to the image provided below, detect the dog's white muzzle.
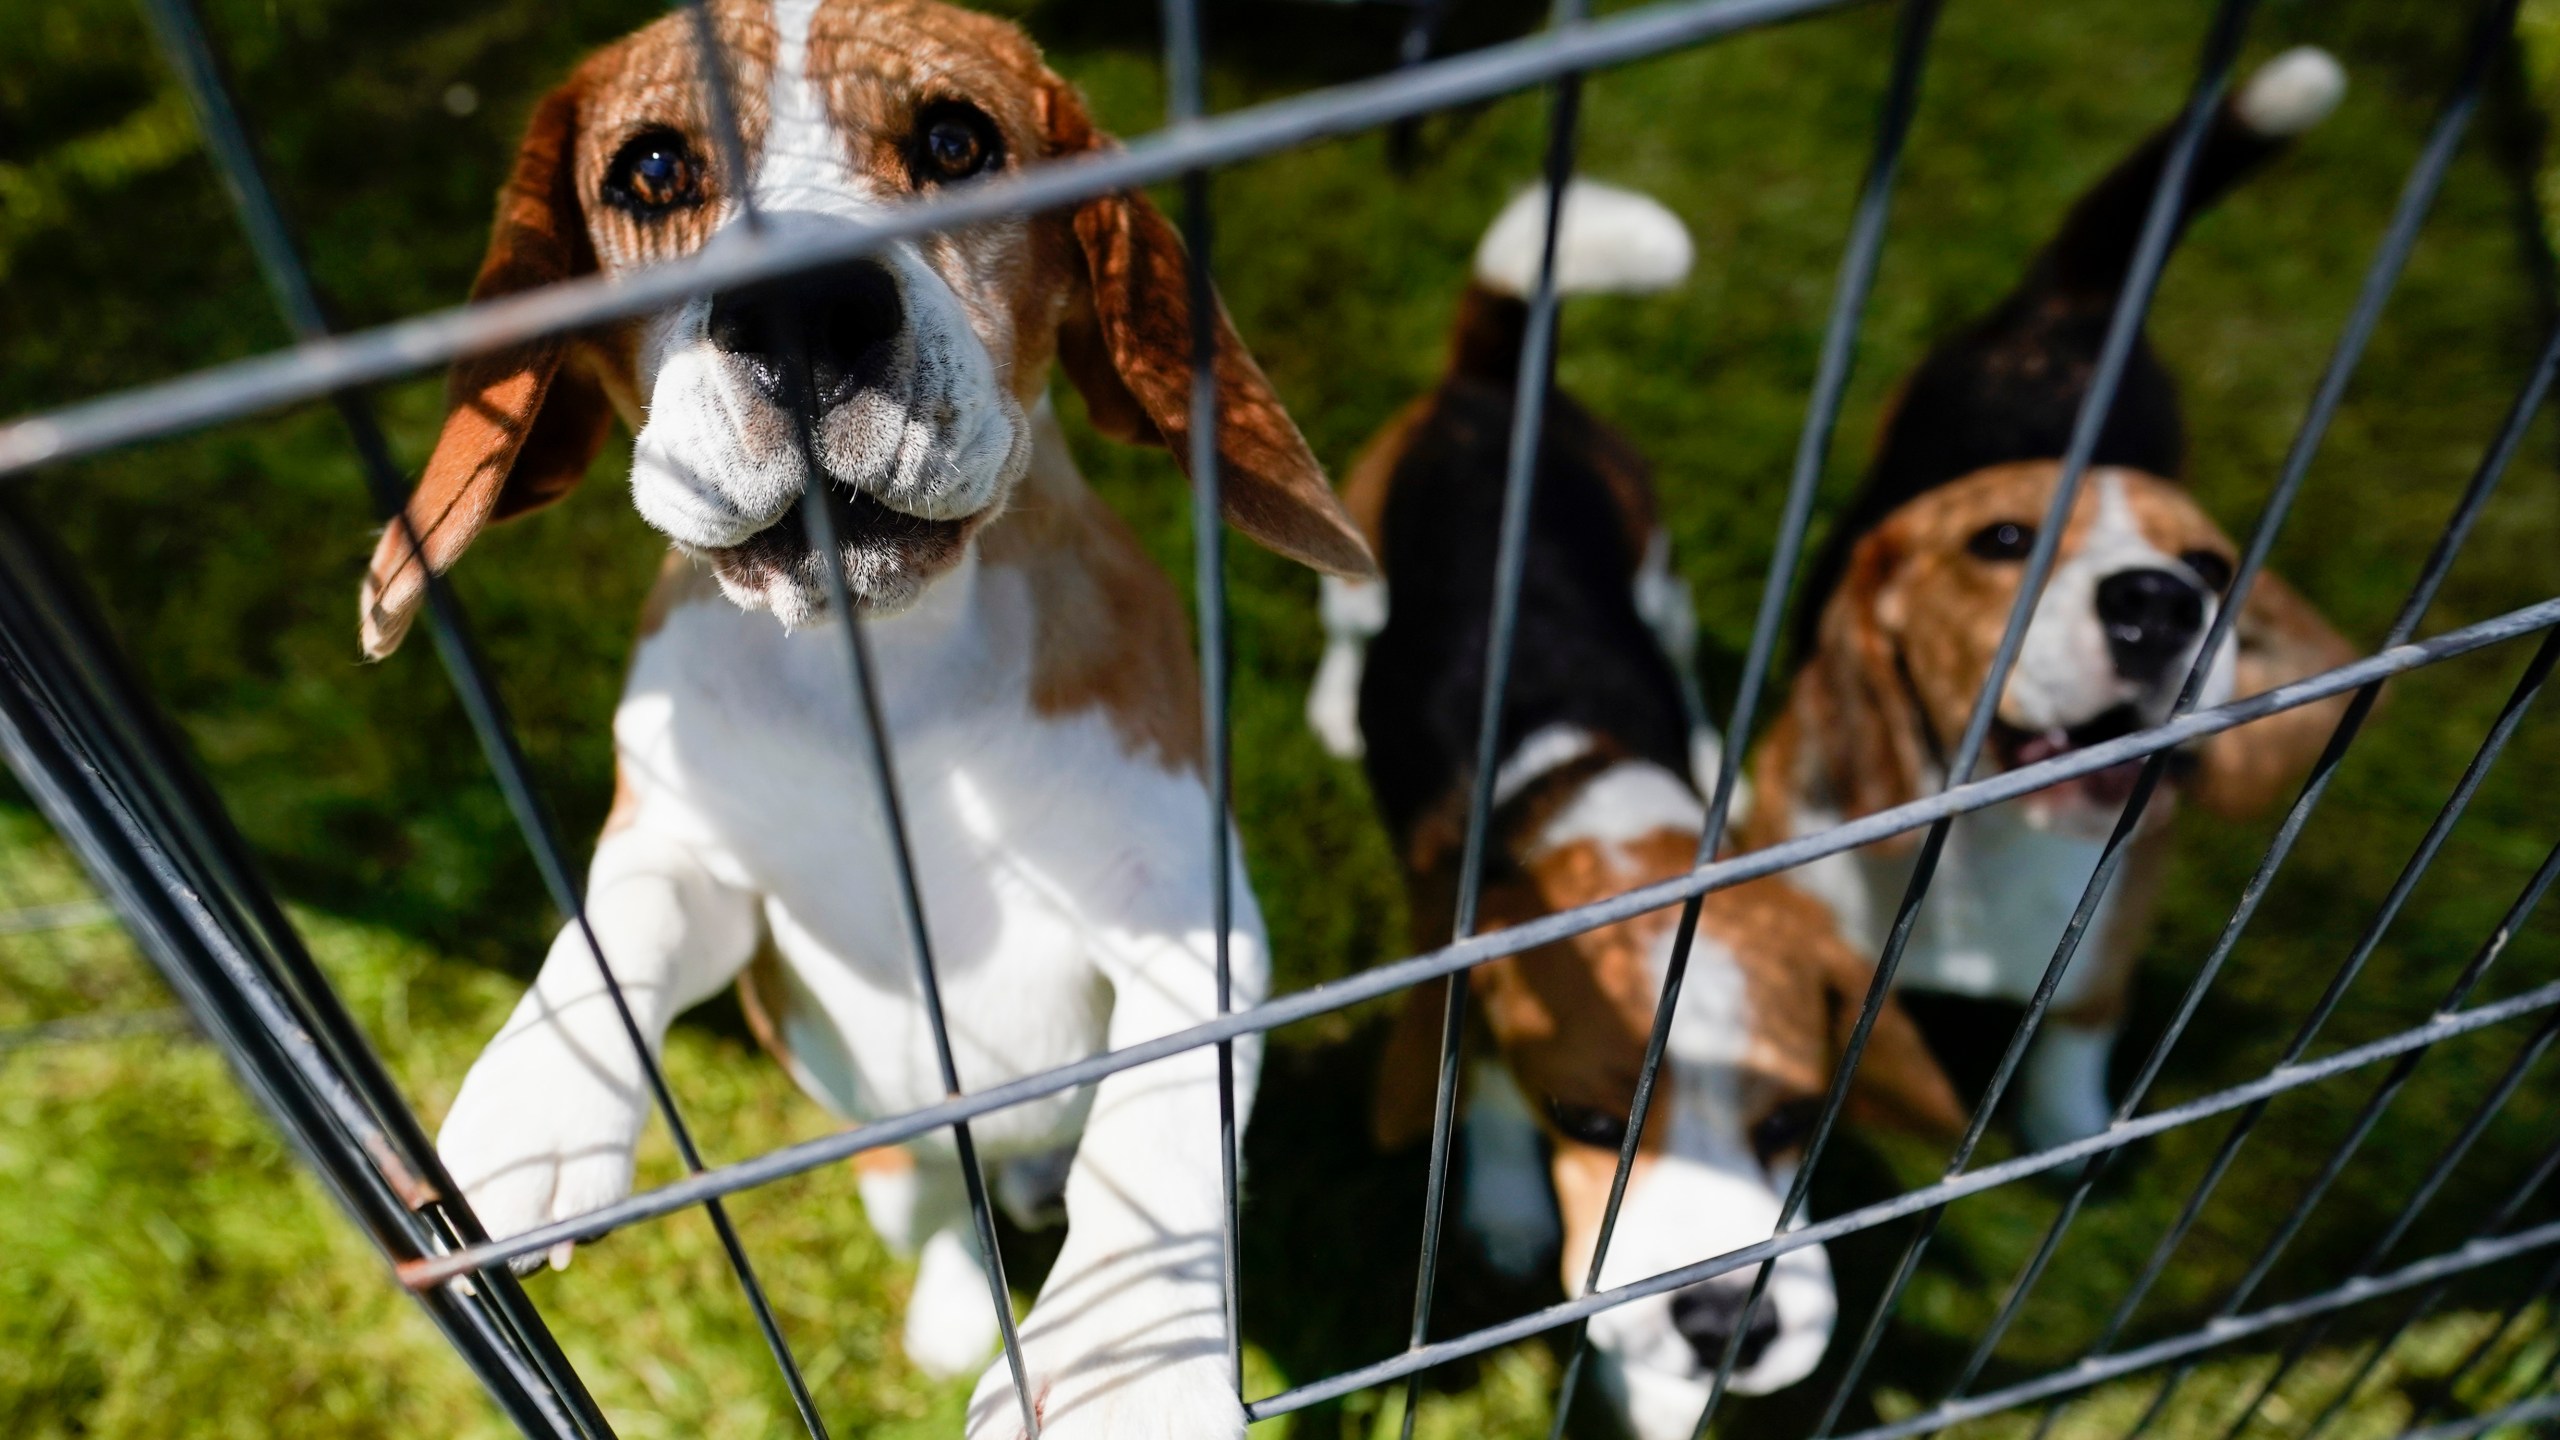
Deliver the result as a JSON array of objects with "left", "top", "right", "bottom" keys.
[{"left": 627, "top": 217, "right": 1029, "bottom": 623}]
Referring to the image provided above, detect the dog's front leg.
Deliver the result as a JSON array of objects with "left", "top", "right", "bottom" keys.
[
  {"left": 438, "top": 820, "right": 760, "bottom": 1271},
  {"left": 966, "top": 904, "right": 1268, "bottom": 1440}
]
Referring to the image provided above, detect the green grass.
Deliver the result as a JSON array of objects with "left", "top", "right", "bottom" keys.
[{"left": 4, "top": 0, "right": 2560, "bottom": 1435}]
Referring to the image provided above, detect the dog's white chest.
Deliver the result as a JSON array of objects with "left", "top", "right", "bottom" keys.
[
  {"left": 615, "top": 551, "right": 1224, "bottom": 1152},
  {"left": 1791, "top": 803, "right": 2118, "bottom": 1006}
]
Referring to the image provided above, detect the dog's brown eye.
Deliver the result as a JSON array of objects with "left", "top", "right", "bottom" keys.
[
  {"left": 1547, "top": 1098, "right": 1630, "bottom": 1150},
  {"left": 1750, "top": 1098, "right": 1821, "bottom": 1167},
  {"left": 925, "top": 120, "right": 983, "bottom": 175},
  {"left": 1968, "top": 521, "right": 2036, "bottom": 562},
  {"left": 604, "top": 130, "right": 705, "bottom": 217},
  {"left": 2182, "top": 549, "right": 2235, "bottom": 593},
  {"left": 911, "top": 102, "right": 1001, "bottom": 185}
]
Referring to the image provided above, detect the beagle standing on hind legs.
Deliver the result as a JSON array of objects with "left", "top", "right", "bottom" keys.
[
  {"left": 355, "top": 3, "right": 1373, "bottom": 1436},
  {"left": 1749, "top": 47, "right": 2359, "bottom": 1153},
  {"left": 1315, "top": 181, "right": 1962, "bottom": 1440}
]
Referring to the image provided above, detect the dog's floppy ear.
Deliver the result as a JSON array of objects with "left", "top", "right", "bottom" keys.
[
  {"left": 359, "top": 81, "right": 615, "bottom": 659},
  {"left": 1817, "top": 937, "right": 1964, "bottom": 1138},
  {"left": 1808, "top": 526, "right": 1929, "bottom": 824},
  {"left": 1039, "top": 79, "right": 1375, "bottom": 580},
  {"left": 2192, "top": 570, "right": 2358, "bottom": 818}
]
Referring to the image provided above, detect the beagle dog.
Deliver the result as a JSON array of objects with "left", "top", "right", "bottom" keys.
[
  {"left": 1747, "top": 48, "right": 2358, "bottom": 1153},
  {"left": 357, "top": 3, "right": 1372, "bottom": 1436},
  {"left": 1321, "top": 183, "right": 1961, "bottom": 1439}
]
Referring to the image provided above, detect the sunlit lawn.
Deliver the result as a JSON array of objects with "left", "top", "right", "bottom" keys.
[{"left": 3, "top": 0, "right": 2558, "bottom": 1434}]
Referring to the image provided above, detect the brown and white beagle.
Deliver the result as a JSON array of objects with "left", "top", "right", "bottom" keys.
[
  {"left": 1317, "top": 182, "right": 1961, "bottom": 1438},
  {"left": 358, "top": 4, "right": 1371, "bottom": 1436},
  {"left": 1746, "top": 48, "right": 2357, "bottom": 1152}
]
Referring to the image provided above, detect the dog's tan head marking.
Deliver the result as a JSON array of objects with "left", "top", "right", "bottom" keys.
[
  {"left": 1371, "top": 762, "right": 1956, "bottom": 1408},
  {"left": 1371, "top": 800, "right": 1961, "bottom": 1260},
  {"left": 1753, "top": 461, "right": 2354, "bottom": 861},
  {"left": 359, "top": 0, "right": 1368, "bottom": 659},
  {"left": 1779, "top": 462, "right": 2249, "bottom": 836}
]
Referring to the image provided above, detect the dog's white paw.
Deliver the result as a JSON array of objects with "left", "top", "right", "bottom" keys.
[
  {"left": 905, "top": 1228, "right": 1003, "bottom": 1379},
  {"left": 966, "top": 1346, "right": 1241, "bottom": 1440},
  {"left": 437, "top": 1026, "right": 648, "bottom": 1274},
  {"left": 963, "top": 1235, "right": 1237, "bottom": 1440}
]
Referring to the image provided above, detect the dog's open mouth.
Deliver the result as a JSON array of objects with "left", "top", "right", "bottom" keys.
[
  {"left": 706, "top": 480, "right": 972, "bottom": 615},
  {"left": 1993, "top": 704, "right": 2148, "bottom": 807}
]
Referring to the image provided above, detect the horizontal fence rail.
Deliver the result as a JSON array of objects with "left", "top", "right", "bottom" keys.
[
  {"left": 0, "top": 0, "right": 1864, "bottom": 480},
  {"left": 382, "top": 595, "right": 2560, "bottom": 1288},
  {"left": 1, "top": 0, "right": 2555, "bottom": 1437}
]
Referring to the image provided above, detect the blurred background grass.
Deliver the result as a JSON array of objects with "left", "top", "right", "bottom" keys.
[{"left": 3, "top": 0, "right": 2559, "bottom": 1435}]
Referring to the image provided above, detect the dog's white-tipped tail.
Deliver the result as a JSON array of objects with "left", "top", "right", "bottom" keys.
[
  {"left": 2235, "top": 46, "right": 2346, "bottom": 137},
  {"left": 1472, "top": 180, "right": 1695, "bottom": 299}
]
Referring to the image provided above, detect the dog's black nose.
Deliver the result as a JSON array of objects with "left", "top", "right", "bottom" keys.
[
  {"left": 709, "top": 259, "right": 903, "bottom": 410},
  {"left": 1669, "top": 1279, "right": 1781, "bottom": 1371},
  {"left": 2095, "top": 567, "right": 2206, "bottom": 682}
]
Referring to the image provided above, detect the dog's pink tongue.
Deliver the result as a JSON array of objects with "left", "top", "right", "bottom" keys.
[
  {"left": 2015, "top": 728, "right": 2144, "bottom": 805},
  {"left": 2012, "top": 730, "right": 2069, "bottom": 768}
]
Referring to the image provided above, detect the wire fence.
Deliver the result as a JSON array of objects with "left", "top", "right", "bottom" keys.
[{"left": 0, "top": 0, "right": 2555, "bottom": 1437}]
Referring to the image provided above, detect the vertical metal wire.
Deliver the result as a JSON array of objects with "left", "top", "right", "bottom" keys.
[
  {"left": 2528, "top": 1336, "right": 2560, "bottom": 1395},
  {"left": 2383, "top": 1248, "right": 2560, "bottom": 1440},
  {"left": 2402, "top": 1395, "right": 2560, "bottom": 1440},
  {"left": 683, "top": 1, "right": 758, "bottom": 223},
  {"left": 1810, "top": 9, "right": 2520, "bottom": 1427},
  {"left": 2198, "top": 840, "right": 2560, "bottom": 1440},
  {"left": 35, "top": 1, "right": 2560, "bottom": 1434},
  {"left": 134, "top": 1, "right": 830, "bottom": 1432},
  {"left": 54, "top": 529, "right": 620, "bottom": 1440},
  {"left": 2352, "top": 1271, "right": 2560, "bottom": 1440},
  {"left": 1156, "top": 0, "right": 1249, "bottom": 1393},
  {"left": 2188, "top": 1049, "right": 2560, "bottom": 1439},
  {"left": 1387, "top": 0, "right": 1456, "bottom": 168},
  {"left": 1681, "top": 6, "right": 2264, "bottom": 1432},
  {"left": 657, "top": 4, "right": 1043, "bottom": 1431},
  {"left": 791, "top": 456, "right": 1040, "bottom": 1440},
  {"left": 1937, "top": 307, "right": 2560, "bottom": 1426},
  {"left": 2224, "top": 977, "right": 2560, "bottom": 1440},
  {"left": 6, "top": 478, "right": 617, "bottom": 1437},
  {"left": 1787, "top": 833, "right": 2560, "bottom": 1440},
  {"left": 2517, "top": 1354, "right": 2560, "bottom": 1427},
  {"left": 1540, "top": 4, "right": 1944, "bottom": 1433},
  {"left": 1397, "top": 5, "right": 1586, "bottom": 1432},
  {"left": 2056, "top": 625, "right": 2560, "bottom": 1440},
  {"left": 2442, "top": 1275, "right": 2560, "bottom": 1423},
  {"left": 2320, "top": 1016, "right": 2560, "bottom": 1301},
  {"left": 2288, "top": 1261, "right": 2560, "bottom": 1440},
  {"left": 0, "top": 503, "right": 607, "bottom": 1440}
]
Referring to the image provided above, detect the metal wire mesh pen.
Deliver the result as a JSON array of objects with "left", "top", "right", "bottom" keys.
[{"left": 0, "top": 1, "right": 2553, "bottom": 1438}]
